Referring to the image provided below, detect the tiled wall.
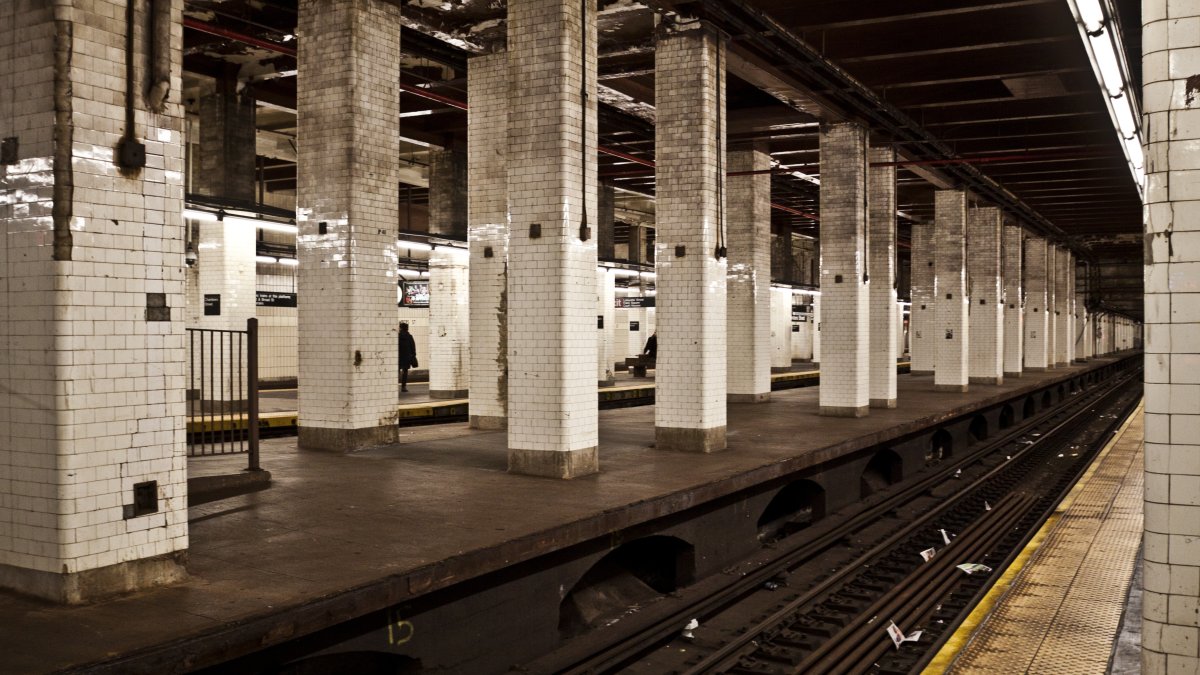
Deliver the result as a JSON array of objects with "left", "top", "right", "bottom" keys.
[
  {"left": 933, "top": 190, "right": 968, "bottom": 391},
  {"left": 868, "top": 146, "right": 897, "bottom": 405},
  {"left": 1002, "top": 224, "right": 1024, "bottom": 375},
  {"left": 727, "top": 146, "right": 772, "bottom": 397},
  {"left": 967, "top": 206, "right": 1003, "bottom": 384},
  {"left": 910, "top": 220, "right": 936, "bottom": 373},
  {"left": 1023, "top": 236, "right": 1050, "bottom": 369}
]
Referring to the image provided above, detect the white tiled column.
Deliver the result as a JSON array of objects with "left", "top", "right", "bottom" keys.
[
  {"left": 771, "top": 287, "right": 793, "bottom": 373},
  {"left": 296, "top": 0, "right": 401, "bottom": 451},
  {"left": 1075, "top": 262, "right": 1088, "bottom": 362},
  {"left": 1053, "top": 246, "right": 1071, "bottom": 367},
  {"left": 818, "top": 122, "right": 870, "bottom": 417},
  {"left": 467, "top": 51, "right": 509, "bottom": 430},
  {"left": 812, "top": 294, "right": 822, "bottom": 363},
  {"left": 1023, "top": 237, "right": 1050, "bottom": 370},
  {"left": 195, "top": 220, "right": 256, "bottom": 332},
  {"left": 910, "top": 220, "right": 937, "bottom": 375},
  {"left": 868, "top": 146, "right": 898, "bottom": 407},
  {"left": 597, "top": 268, "right": 615, "bottom": 385},
  {"left": 428, "top": 150, "right": 470, "bottom": 399},
  {"left": 1003, "top": 224, "right": 1024, "bottom": 377},
  {"left": 1139, "top": 7, "right": 1200, "bottom": 644},
  {"left": 968, "top": 206, "right": 1003, "bottom": 385},
  {"left": 726, "top": 144, "right": 772, "bottom": 401},
  {"left": 506, "top": 0, "right": 599, "bottom": 476},
  {"left": 428, "top": 246, "right": 470, "bottom": 398},
  {"left": 1046, "top": 244, "right": 1058, "bottom": 368},
  {"left": 934, "top": 190, "right": 969, "bottom": 392},
  {"left": 794, "top": 293, "right": 813, "bottom": 360},
  {"left": 654, "top": 25, "right": 727, "bottom": 450},
  {"left": 0, "top": 0, "right": 188, "bottom": 603}
]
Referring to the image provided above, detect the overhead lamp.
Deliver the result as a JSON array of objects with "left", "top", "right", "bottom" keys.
[
  {"left": 1074, "top": 0, "right": 1106, "bottom": 33},
  {"left": 183, "top": 208, "right": 218, "bottom": 222},
  {"left": 277, "top": 257, "right": 299, "bottom": 267},
  {"left": 397, "top": 240, "right": 433, "bottom": 252},
  {"left": 255, "top": 255, "right": 278, "bottom": 264},
  {"left": 1089, "top": 32, "right": 1124, "bottom": 98}
]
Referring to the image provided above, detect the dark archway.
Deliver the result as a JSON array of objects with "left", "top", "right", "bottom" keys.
[
  {"left": 758, "top": 479, "right": 827, "bottom": 541},
  {"left": 968, "top": 415, "right": 989, "bottom": 443},
  {"left": 860, "top": 449, "right": 904, "bottom": 498},
  {"left": 1042, "top": 390, "right": 1053, "bottom": 409},
  {"left": 559, "top": 536, "right": 695, "bottom": 639},
  {"left": 1024, "top": 397, "right": 1037, "bottom": 419},
  {"left": 928, "top": 429, "right": 953, "bottom": 462},
  {"left": 999, "top": 404, "right": 1015, "bottom": 430}
]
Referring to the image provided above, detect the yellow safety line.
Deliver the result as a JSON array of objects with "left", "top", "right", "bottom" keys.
[{"left": 922, "top": 398, "right": 1143, "bottom": 674}]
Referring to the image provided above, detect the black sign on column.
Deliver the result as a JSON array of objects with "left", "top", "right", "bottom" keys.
[{"left": 203, "top": 294, "right": 221, "bottom": 316}]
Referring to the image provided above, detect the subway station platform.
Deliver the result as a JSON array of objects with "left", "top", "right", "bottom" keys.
[
  {"left": 927, "top": 401, "right": 1145, "bottom": 674},
  {"left": 0, "top": 357, "right": 1130, "bottom": 673}
]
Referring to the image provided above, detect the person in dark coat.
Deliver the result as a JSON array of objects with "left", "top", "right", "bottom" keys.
[
  {"left": 398, "top": 322, "right": 418, "bottom": 392},
  {"left": 643, "top": 331, "right": 657, "bottom": 359}
]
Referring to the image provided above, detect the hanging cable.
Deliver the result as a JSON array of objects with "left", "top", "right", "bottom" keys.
[
  {"left": 579, "top": 0, "right": 591, "bottom": 242},
  {"left": 714, "top": 27, "right": 727, "bottom": 259}
]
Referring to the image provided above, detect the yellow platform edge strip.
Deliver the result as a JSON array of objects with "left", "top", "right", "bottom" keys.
[
  {"left": 922, "top": 398, "right": 1144, "bottom": 674},
  {"left": 188, "top": 363, "right": 914, "bottom": 432}
]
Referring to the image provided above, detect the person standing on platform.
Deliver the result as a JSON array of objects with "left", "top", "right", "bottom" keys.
[
  {"left": 643, "top": 331, "right": 658, "bottom": 359},
  {"left": 398, "top": 322, "right": 418, "bottom": 392}
]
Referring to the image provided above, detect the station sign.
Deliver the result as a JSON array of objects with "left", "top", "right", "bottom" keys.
[
  {"left": 256, "top": 291, "right": 297, "bottom": 308},
  {"left": 616, "top": 296, "right": 656, "bottom": 309},
  {"left": 204, "top": 294, "right": 221, "bottom": 316}
]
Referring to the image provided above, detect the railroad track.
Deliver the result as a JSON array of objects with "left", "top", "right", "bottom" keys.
[{"left": 521, "top": 366, "right": 1142, "bottom": 675}]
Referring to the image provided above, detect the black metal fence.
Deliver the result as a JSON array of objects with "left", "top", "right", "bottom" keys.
[{"left": 186, "top": 318, "right": 260, "bottom": 470}]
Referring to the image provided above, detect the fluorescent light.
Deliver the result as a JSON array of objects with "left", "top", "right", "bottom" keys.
[
  {"left": 255, "top": 255, "right": 278, "bottom": 264},
  {"left": 1075, "top": 0, "right": 1105, "bottom": 32},
  {"left": 397, "top": 240, "right": 433, "bottom": 252},
  {"left": 1113, "top": 95, "right": 1138, "bottom": 140},
  {"left": 183, "top": 208, "right": 218, "bottom": 222},
  {"left": 1089, "top": 32, "right": 1124, "bottom": 98},
  {"left": 277, "top": 257, "right": 299, "bottom": 267},
  {"left": 639, "top": 271, "right": 656, "bottom": 279},
  {"left": 222, "top": 214, "right": 298, "bottom": 234},
  {"left": 400, "top": 110, "right": 433, "bottom": 118}
]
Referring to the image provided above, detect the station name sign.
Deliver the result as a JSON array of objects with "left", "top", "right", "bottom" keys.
[
  {"left": 615, "top": 296, "right": 656, "bottom": 309},
  {"left": 256, "top": 291, "right": 297, "bottom": 308}
]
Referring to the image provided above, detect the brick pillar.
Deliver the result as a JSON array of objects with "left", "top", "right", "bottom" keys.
[
  {"left": 597, "top": 268, "right": 615, "bottom": 385},
  {"left": 1023, "top": 237, "right": 1050, "bottom": 370},
  {"left": 818, "top": 122, "right": 870, "bottom": 417},
  {"left": 0, "top": 0, "right": 188, "bottom": 602},
  {"left": 968, "top": 206, "right": 1003, "bottom": 384},
  {"left": 195, "top": 72, "right": 256, "bottom": 202},
  {"left": 467, "top": 51, "right": 509, "bottom": 430},
  {"left": 771, "top": 287, "right": 793, "bottom": 372},
  {"left": 868, "top": 146, "right": 898, "bottom": 407},
  {"left": 1053, "top": 246, "right": 1070, "bottom": 367},
  {"left": 1002, "top": 224, "right": 1024, "bottom": 376},
  {"left": 726, "top": 144, "right": 772, "bottom": 401},
  {"left": 654, "top": 25, "right": 728, "bottom": 449},
  {"left": 427, "top": 149, "right": 470, "bottom": 399},
  {"left": 1144, "top": 2, "right": 1199, "bottom": 666},
  {"left": 910, "top": 220, "right": 936, "bottom": 375},
  {"left": 506, "top": 0, "right": 599, "bottom": 476},
  {"left": 296, "top": 0, "right": 401, "bottom": 451},
  {"left": 934, "top": 190, "right": 969, "bottom": 392},
  {"left": 598, "top": 180, "right": 616, "bottom": 260}
]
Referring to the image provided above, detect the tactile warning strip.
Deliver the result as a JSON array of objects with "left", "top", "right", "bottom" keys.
[{"left": 928, "top": 402, "right": 1144, "bottom": 674}]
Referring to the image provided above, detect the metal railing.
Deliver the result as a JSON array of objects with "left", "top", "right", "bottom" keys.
[{"left": 186, "top": 318, "right": 260, "bottom": 470}]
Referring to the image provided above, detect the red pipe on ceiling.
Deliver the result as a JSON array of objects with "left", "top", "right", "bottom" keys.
[{"left": 182, "top": 19, "right": 819, "bottom": 222}]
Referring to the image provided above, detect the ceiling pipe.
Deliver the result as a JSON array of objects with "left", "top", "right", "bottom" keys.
[
  {"left": 182, "top": 18, "right": 817, "bottom": 222},
  {"left": 184, "top": 18, "right": 296, "bottom": 57}
]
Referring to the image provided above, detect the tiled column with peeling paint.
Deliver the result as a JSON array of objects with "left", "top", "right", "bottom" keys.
[
  {"left": 0, "top": 0, "right": 189, "bottom": 602},
  {"left": 968, "top": 206, "right": 1003, "bottom": 385},
  {"left": 934, "top": 190, "right": 969, "bottom": 392},
  {"left": 295, "top": 0, "right": 401, "bottom": 451},
  {"left": 771, "top": 287, "right": 793, "bottom": 373},
  {"left": 818, "top": 122, "right": 870, "bottom": 417},
  {"left": 1053, "top": 246, "right": 1071, "bottom": 367},
  {"left": 467, "top": 51, "right": 509, "bottom": 430},
  {"left": 1023, "top": 236, "right": 1050, "bottom": 370},
  {"left": 1003, "top": 224, "right": 1024, "bottom": 376},
  {"left": 505, "top": 0, "right": 599, "bottom": 476},
  {"left": 910, "top": 220, "right": 936, "bottom": 375},
  {"left": 597, "top": 268, "right": 615, "bottom": 385},
  {"left": 654, "top": 25, "right": 728, "bottom": 449},
  {"left": 427, "top": 150, "right": 470, "bottom": 399},
  {"left": 1143, "top": 0, "right": 1200, "bottom": 668},
  {"left": 1046, "top": 243, "right": 1058, "bottom": 367},
  {"left": 868, "top": 146, "right": 898, "bottom": 407},
  {"left": 726, "top": 144, "right": 772, "bottom": 401}
]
